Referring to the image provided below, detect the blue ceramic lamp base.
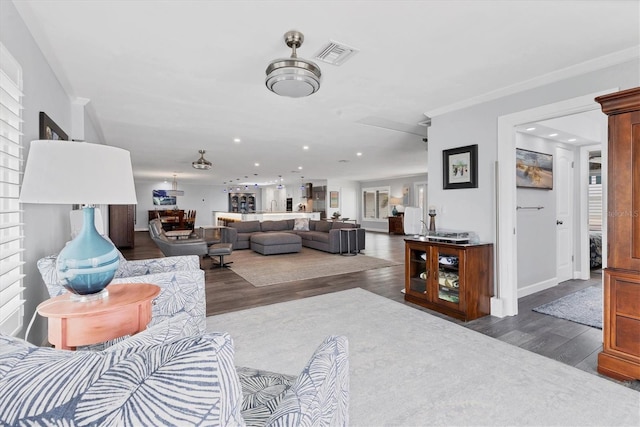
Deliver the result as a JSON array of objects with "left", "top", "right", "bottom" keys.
[{"left": 56, "top": 207, "right": 120, "bottom": 300}]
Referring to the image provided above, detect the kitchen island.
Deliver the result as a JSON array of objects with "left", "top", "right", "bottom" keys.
[{"left": 213, "top": 211, "right": 320, "bottom": 226}]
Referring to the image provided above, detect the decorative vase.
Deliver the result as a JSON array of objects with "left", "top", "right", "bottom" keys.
[
  {"left": 56, "top": 207, "right": 120, "bottom": 299},
  {"left": 392, "top": 205, "right": 398, "bottom": 216}
]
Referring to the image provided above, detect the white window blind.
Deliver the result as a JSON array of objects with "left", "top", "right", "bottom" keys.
[
  {"left": 588, "top": 182, "right": 603, "bottom": 232},
  {"left": 0, "top": 43, "right": 25, "bottom": 336}
]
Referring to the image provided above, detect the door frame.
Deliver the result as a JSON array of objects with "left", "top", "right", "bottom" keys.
[
  {"left": 578, "top": 143, "right": 604, "bottom": 280},
  {"left": 493, "top": 88, "right": 616, "bottom": 317}
]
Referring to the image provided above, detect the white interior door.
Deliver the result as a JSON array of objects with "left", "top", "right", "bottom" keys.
[{"left": 556, "top": 146, "right": 574, "bottom": 282}]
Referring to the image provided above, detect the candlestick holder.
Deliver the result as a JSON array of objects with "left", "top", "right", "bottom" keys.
[{"left": 428, "top": 209, "right": 436, "bottom": 232}]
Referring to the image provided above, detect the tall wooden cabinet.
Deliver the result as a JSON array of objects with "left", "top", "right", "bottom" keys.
[
  {"left": 405, "top": 238, "right": 493, "bottom": 321},
  {"left": 595, "top": 87, "right": 640, "bottom": 381},
  {"left": 109, "top": 204, "right": 135, "bottom": 249}
]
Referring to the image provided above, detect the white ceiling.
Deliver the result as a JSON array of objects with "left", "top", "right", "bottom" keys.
[
  {"left": 13, "top": 0, "right": 640, "bottom": 186},
  {"left": 516, "top": 109, "right": 606, "bottom": 146}
]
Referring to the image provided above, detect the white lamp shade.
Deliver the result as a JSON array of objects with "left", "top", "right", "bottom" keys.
[{"left": 20, "top": 140, "right": 137, "bottom": 205}]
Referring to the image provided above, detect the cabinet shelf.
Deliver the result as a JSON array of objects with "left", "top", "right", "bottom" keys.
[{"left": 404, "top": 238, "right": 493, "bottom": 321}]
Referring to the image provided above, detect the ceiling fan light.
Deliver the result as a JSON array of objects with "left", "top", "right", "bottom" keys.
[
  {"left": 192, "top": 149, "right": 212, "bottom": 170},
  {"left": 266, "top": 59, "right": 321, "bottom": 97},
  {"left": 265, "top": 30, "right": 322, "bottom": 98}
]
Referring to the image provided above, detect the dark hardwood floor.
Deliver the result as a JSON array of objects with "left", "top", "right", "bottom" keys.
[{"left": 121, "top": 230, "right": 639, "bottom": 391}]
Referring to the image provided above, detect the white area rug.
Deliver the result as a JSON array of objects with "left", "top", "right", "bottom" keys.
[
  {"left": 228, "top": 247, "right": 400, "bottom": 287},
  {"left": 207, "top": 288, "right": 640, "bottom": 426}
]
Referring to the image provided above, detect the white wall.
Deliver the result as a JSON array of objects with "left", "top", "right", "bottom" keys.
[
  {"left": 135, "top": 180, "right": 229, "bottom": 229},
  {"left": 428, "top": 59, "right": 639, "bottom": 313},
  {"left": 326, "top": 179, "right": 359, "bottom": 221},
  {"left": 428, "top": 60, "right": 639, "bottom": 245},
  {"left": 515, "top": 133, "right": 558, "bottom": 293},
  {"left": 1, "top": 0, "right": 106, "bottom": 344}
]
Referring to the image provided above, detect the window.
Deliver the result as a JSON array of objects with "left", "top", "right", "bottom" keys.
[
  {"left": 362, "top": 187, "right": 389, "bottom": 220},
  {"left": 0, "top": 43, "right": 25, "bottom": 336}
]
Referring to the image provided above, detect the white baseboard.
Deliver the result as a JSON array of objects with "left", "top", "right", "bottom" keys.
[
  {"left": 576, "top": 270, "right": 590, "bottom": 280},
  {"left": 518, "top": 278, "right": 558, "bottom": 298},
  {"left": 490, "top": 297, "right": 505, "bottom": 318}
]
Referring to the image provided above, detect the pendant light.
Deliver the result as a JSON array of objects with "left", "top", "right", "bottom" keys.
[{"left": 167, "top": 174, "right": 184, "bottom": 196}]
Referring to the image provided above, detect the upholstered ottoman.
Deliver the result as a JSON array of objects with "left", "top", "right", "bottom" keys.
[{"left": 251, "top": 232, "right": 302, "bottom": 255}]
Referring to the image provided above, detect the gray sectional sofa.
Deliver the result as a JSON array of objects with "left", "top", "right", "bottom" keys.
[{"left": 226, "top": 219, "right": 365, "bottom": 254}]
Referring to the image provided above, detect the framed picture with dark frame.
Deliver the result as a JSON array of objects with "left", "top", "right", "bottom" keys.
[
  {"left": 443, "top": 144, "right": 478, "bottom": 189},
  {"left": 515, "top": 148, "right": 553, "bottom": 190},
  {"left": 39, "top": 112, "right": 68, "bottom": 141}
]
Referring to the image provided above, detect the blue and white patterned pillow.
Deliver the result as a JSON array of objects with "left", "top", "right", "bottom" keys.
[
  {"left": 237, "top": 366, "right": 297, "bottom": 426},
  {"left": 0, "top": 332, "right": 245, "bottom": 426}
]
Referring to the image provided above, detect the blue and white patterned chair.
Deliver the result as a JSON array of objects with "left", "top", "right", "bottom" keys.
[
  {"left": 37, "top": 253, "right": 206, "bottom": 336},
  {"left": 0, "top": 317, "right": 349, "bottom": 426},
  {"left": 0, "top": 314, "right": 245, "bottom": 426}
]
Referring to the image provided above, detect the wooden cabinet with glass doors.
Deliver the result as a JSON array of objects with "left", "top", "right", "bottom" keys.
[{"left": 405, "top": 238, "right": 493, "bottom": 321}]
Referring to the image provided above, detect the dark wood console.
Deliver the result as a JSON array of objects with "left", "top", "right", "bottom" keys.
[
  {"left": 405, "top": 238, "right": 493, "bottom": 321},
  {"left": 388, "top": 215, "right": 404, "bottom": 235}
]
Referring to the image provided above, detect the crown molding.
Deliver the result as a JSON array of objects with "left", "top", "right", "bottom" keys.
[{"left": 425, "top": 46, "right": 640, "bottom": 118}]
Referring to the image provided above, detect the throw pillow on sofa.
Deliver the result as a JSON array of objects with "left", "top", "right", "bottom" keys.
[
  {"left": 0, "top": 331, "right": 244, "bottom": 426},
  {"left": 293, "top": 217, "right": 310, "bottom": 231}
]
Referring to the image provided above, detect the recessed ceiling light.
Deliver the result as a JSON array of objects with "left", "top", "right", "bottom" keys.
[
  {"left": 526, "top": 127, "right": 536, "bottom": 131},
  {"left": 549, "top": 133, "right": 558, "bottom": 137},
  {"left": 233, "top": 138, "right": 241, "bottom": 143},
  {"left": 303, "top": 146, "right": 309, "bottom": 150},
  {"left": 568, "top": 138, "right": 577, "bottom": 142},
  {"left": 356, "top": 152, "right": 362, "bottom": 156},
  {"left": 298, "top": 166, "right": 303, "bottom": 170},
  {"left": 254, "top": 162, "right": 260, "bottom": 166}
]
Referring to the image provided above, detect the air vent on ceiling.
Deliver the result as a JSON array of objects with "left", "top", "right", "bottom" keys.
[{"left": 313, "top": 40, "right": 359, "bottom": 66}]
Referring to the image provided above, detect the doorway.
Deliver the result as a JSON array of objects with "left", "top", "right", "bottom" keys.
[{"left": 494, "top": 89, "right": 614, "bottom": 317}]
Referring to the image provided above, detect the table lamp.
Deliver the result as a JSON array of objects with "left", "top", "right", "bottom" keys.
[
  {"left": 390, "top": 197, "right": 402, "bottom": 216},
  {"left": 20, "top": 140, "right": 137, "bottom": 301}
]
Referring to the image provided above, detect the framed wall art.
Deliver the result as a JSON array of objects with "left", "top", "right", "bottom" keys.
[
  {"left": 443, "top": 144, "right": 478, "bottom": 189},
  {"left": 516, "top": 148, "right": 553, "bottom": 190},
  {"left": 152, "top": 190, "right": 177, "bottom": 206},
  {"left": 330, "top": 191, "right": 339, "bottom": 208},
  {"left": 39, "top": 112, "right": 68, "bottom": 140}
]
